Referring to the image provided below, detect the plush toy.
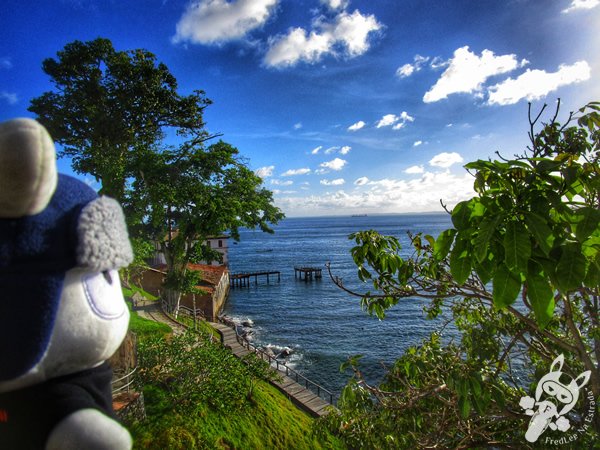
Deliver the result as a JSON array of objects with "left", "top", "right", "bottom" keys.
[{"left": 0, "top": 118, "right": 133, "bottom": 449}]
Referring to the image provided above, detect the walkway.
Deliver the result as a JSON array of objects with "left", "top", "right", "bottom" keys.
[
  {"left": 133, "top": 298, "right": 331, "bottom": 417},
  {"left": 211, "top": 322, "right": 331, "bottom": 417}
]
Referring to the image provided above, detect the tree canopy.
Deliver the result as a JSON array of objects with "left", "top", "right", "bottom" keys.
[
  {"left": 322, "top": 100, "right": 599, "bottom": 448},
  {"left": 29, "top": 38, "right": 213, "bottom": 201},
  {"left": 30, "top": 38, "right": 284, "bottom": 307}
]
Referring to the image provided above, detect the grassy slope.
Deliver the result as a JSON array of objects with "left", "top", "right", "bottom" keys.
[{"left": 125, "top": 288, "right": 344, "bottom": 449}]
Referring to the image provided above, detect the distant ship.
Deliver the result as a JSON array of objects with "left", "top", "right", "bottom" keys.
[{"left": 351, "top": 214, "right": 368, "bottom": 217}]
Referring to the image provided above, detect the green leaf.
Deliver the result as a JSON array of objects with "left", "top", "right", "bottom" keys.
[
  {"left": 503, "top": 221, "right": 531, "bottom": 274},
  {"left": 555, "top": 243, "right": 587, "bottom": 292},
  {"left": 526, "top": 272, "right": 555, "bottom": 328},
  {"left": 493, "top": 263, "right": 521, "bottom": 309},
  {"left": 573, "top": 207, "right": 600, "bottom": 242},
  {"left": 474, "top": 215, "right": 500, "bottom": 263},
  {"left": 450, "top": 237, "right": 472, "bottom": 285},
  {"left": 524, "top": 212, "right": 555, "bottom": 256},
  {"left": 474, "top": 256, "right": 495, "bottom": 285},
  {"left": 434, "top": 228, "right": 456, "bottom": 260},
  {"left": 458, "top": 395, "right": 471, "bottom": 419},
  {"left": 451, "top": 201, "right": 472, "bottom": 230}
]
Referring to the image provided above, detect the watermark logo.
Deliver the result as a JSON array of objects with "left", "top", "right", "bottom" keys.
[{"left": 519, "top": 354, "right": 591, "bottom": 443}]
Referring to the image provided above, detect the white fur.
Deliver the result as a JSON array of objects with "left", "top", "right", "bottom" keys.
[
  {"left": 0, "top": 118, "right": 57, "bottom": 218},
  {"left": 45, "top": 408, "right": 132, "bottom": 450},
  {"left": 77, "top": 197, "right": 134, "bottom": 271}
]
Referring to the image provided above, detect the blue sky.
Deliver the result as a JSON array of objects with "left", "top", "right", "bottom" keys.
[{"left": 1, "top": 0, "right": 599, "bottom": 217}]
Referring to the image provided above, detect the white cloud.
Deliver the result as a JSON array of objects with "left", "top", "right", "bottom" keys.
[
  {"left": 275, "top": 171, "right": 474, "bottom": 216},
  {"left": 255, "top": 165, "right": 275, "bottom": 177},
  {"left": 320, "top": 157, "right": 347, "bottom": 171},
  {"left": 282, "top": 167, "right": 311, "bottom": 176},
  {"left": 376, "top": 111, "right": 414, "bottom": 129},
  {"left": 354, "top": 176, "right": 369, "bottom": 186},
  {"left": 264, "top": 9, "right": 382, "bottom": 67},
  {"left": 321, "top": 0, "right": 349, "bottom": 10},
  {"left": 413, "top": 140, "right": 423, "bottom": 147},
  {"left": 324, "top": 146, "right": 339, "bottom": 154},
  {"left": 311, "top": 145, "right": 323, "bottom": 155},
  {"left": 320, "top": 178, "right": 346, "bottom": 185},
  {"left": 563, "top": 0, "right": 600, "bottom": 12},
  {"left": 487, "top": 61, "right": 591, "bottom": 105},
  {"left": 423, "top": 46, "right": 525, "bottom": 103},
  {"left": 396, "top": 54, "right": 429, "bottom": 78},
  {"left": 340, "top": 145, "right": 351, "bottom": 155},
  {"left": 173, "top": 0, "right": 278, "bottom": 44},
  {"left": 348, "top": 120, "right": 366, "bottom": 131},
  {"left": 0, "top": 91, "right": 18, "bottom": 105},
  {"left": 405, "top": 165, "right": 424, "bottom": 174},
  {"left": 294, "top": 122, "right": 303, "bottom": 130},
  {"left": 429, "top": 152, "right": 464, "bottom": 168},
  {"left": 271, "top": 179, "right": 293, "bottom": 186}
]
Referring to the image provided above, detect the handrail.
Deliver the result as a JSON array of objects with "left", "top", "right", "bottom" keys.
[
  {"left": 218, "top": 317, "right": 335, "bottom": 404},
  {"left": 111, "top": 366, "right": 138, "bottom": 394}
]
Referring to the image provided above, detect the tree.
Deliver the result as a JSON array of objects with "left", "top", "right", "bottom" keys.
[
  {"left": 125, "top": 138, "right": 284, "bottom": 314},
  {"left": 29, "top": 38, "right": 213, "bottom": 201},
  {"left": 323, "top": 101, "right": 599, "bottom": 448}
]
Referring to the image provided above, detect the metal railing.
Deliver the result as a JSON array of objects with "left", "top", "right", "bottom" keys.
[
  {"left": 218, "top": 318, "right": 335, "bottom": 405},
  {"left": 112, "top": 366, "right": 138, "bottom": 394}
]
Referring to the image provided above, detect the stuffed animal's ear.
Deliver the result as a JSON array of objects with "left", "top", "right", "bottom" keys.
[
  {"left": 77, "top": 196, "right": 134, "bottom": 272},
  {"left": 0, "top": 118, "right": 57, "bottom": 218}
]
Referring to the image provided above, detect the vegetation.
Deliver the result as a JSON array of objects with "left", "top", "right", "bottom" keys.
[
  {"left": 322, "top": 100, "right": 600, "bottom": 448},
  {"left": 130, "top": 328, "right": 344, "bottom": 449},
  {"left": 30, "top": 38, "right": 284, "bottom": 313}
]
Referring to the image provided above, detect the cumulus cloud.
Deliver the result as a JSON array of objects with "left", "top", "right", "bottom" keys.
[
  {"left": 405, "top": 165, "right": 425, "bottom": 174},
  {"left": 0, "top": 91, "right": 18, "bottom": 105},
  {"left": 413, "top": 140, "right": 423, "bottom": 147},
  {"left": 173, "top": 0, "right": 278, "bottom": 44},
  {"left": 320, "top": 157, "right": 347, "bottom": 171},
  {"left": 340, "top": 145, "right": 351, "bottom": 155},
  {"left": 429, "top": 152, "right": 464, "bottom": 168},
  {"left": 563, "top": 0, "right": 600, "bottom": 12},
  {"left": 487, "top": 61, "right": 591, "bottom": 105},
  {"left": 294, "top": 122, "right": 303, "bottom": 130},
  {"left": 320, "top": 178, "right": 346, "bottom": 185},
  {"left": 275, "top": 171, "right": 474, "bottom": 216},
  {"left": 311, "top": 145, "right": 323, "bottom": 155},
  {"left": 423, "top": 46, "right": 526, "bottom": 103},
  {"left": 282, "top": 167, "right": 311, "bottom": 176},
  {"left": 396, "top": 54, "right": 429, "bottom": 78},
  {"left": 271, "top": 179, "right": 293, "bottom": 186},
  {"left": 354, "top": 176, "right": 369, "bottom": 186},
  {"left": 264, "top": 9, "right": 382, "bottom": 67},
  {"left": 321, "top": 0, "right": 349, "bottom": 10},
  {"left": 376, "top": 111, "right": 415, "bottom": 129},
  {"left": 348, "top": 120, "right": 366, "bottom": 131},
  {"left": 255, "top": 165, "right": 275, "bottom": 177}
]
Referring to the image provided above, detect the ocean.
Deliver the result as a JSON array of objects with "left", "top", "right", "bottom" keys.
[{"left": 222, "top": 213, "right": 455, "bottom": 398}]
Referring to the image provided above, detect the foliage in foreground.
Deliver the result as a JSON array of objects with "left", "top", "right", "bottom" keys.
[
  {"left": 131, "top": 330, "right": 344, "bottom": 449},
  {"left": 323, "top": 101, "right": 600, "bottom": 449}
]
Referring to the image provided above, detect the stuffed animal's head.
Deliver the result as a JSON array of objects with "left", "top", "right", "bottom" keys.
[{"left": 0, "top": 118, "right": 133, "bottom": 392}]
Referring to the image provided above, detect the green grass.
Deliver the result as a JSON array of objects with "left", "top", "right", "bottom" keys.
[
  {"left": 131, "top": 381, "right": 344, "bottom": 450},
  {"left": 121, "top": 285, "right": 344, "bottom": 449}
]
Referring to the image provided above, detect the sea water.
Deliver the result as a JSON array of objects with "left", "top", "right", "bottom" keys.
[{"left": 222, "top": 213, "right": 454, "bottom": 397}]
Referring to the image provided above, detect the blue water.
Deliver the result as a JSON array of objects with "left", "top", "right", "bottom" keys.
[{"left": 222, "top": 213, "right": 454, "bottom": 398}]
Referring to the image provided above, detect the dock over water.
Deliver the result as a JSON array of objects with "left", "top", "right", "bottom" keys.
[
  {"left": 230, "top": 271, "right": 281, "bottom": 287},
  {"left": 294, "top": 266, "right": 322, "bottom": 281}
]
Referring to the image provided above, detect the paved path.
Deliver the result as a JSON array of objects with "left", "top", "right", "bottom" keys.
[{"left": 133, "top": 299, "right": 331, "bottom": 417}]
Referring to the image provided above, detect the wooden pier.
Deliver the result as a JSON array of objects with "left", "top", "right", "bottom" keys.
[
  {"left": 294, "top": 266, "right": 322, "bottom": 281},
  {"left": 230, "top": 271, "right": 281, "bottom": 288}
]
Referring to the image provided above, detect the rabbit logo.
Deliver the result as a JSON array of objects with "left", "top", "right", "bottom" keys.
[{"left": 520, "top": 354, "right": 591, "bottom": 443}]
